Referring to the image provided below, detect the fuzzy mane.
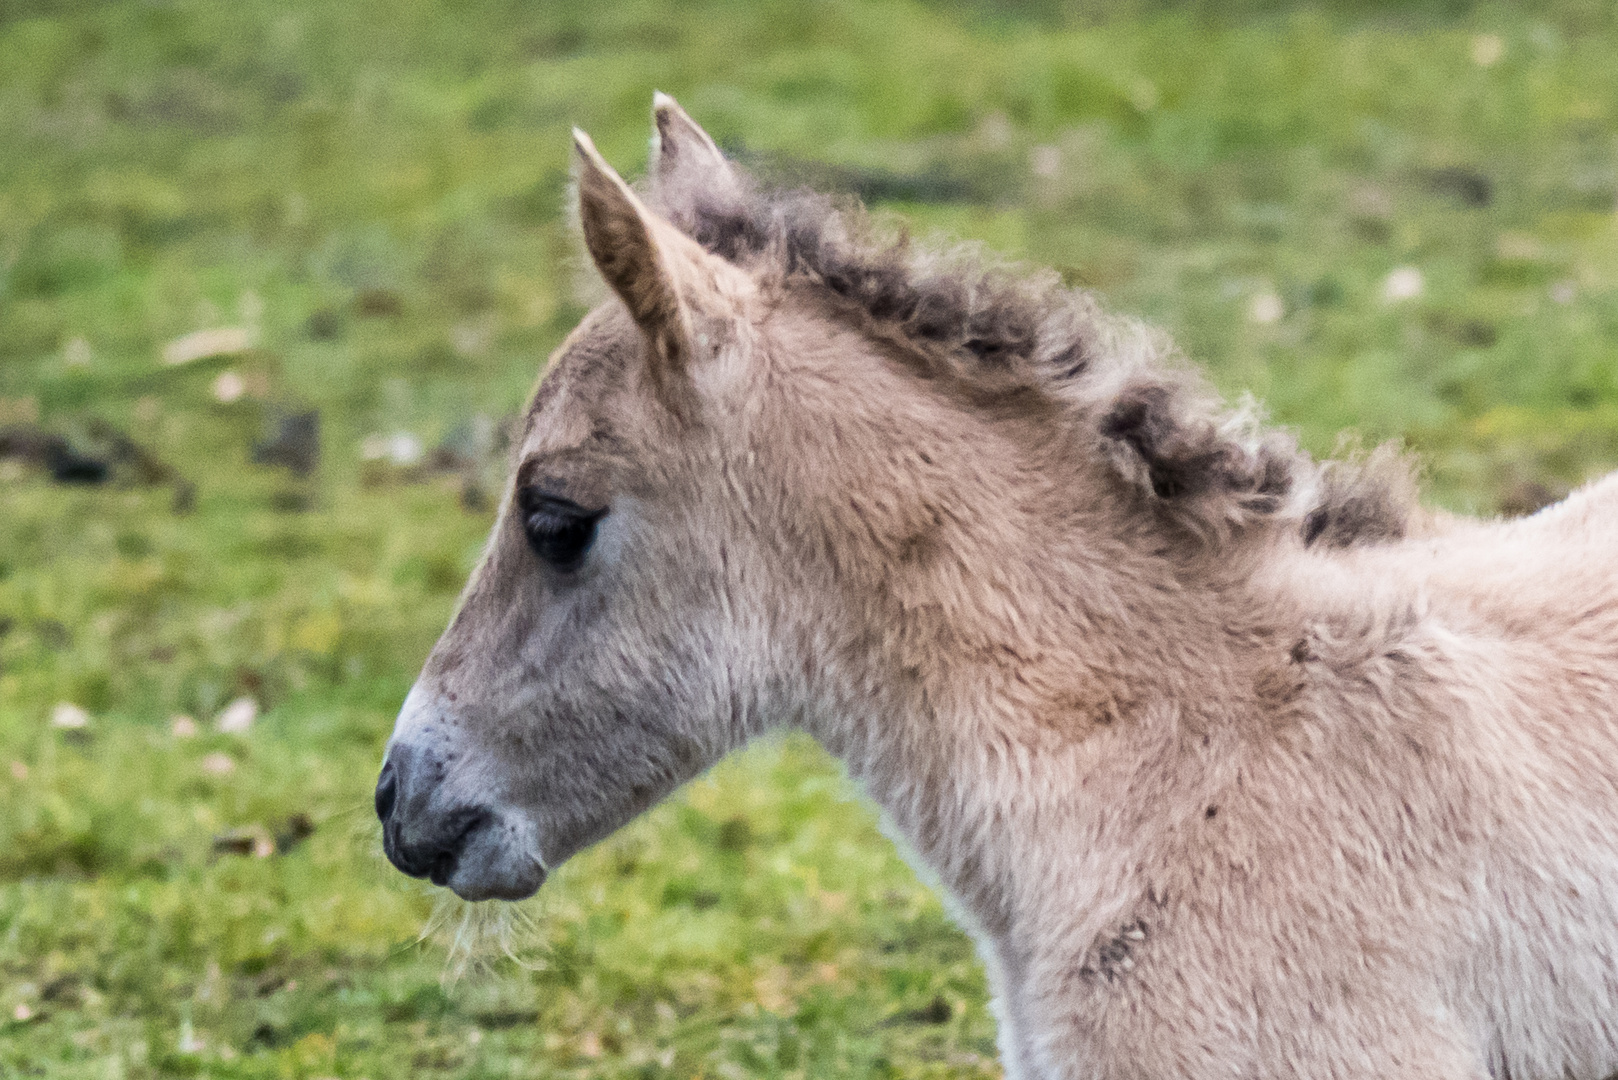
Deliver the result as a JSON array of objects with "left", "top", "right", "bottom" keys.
[{"left": 656, "top": 173, "right": 1416, "bottom": 550}]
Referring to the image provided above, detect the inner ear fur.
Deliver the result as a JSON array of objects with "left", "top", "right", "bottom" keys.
[
  {"left": 572, "top": 128, "right": 745, "bottom": 391},
  {"left": 574, "top": 128, "right": 691, "bottom": 371}
]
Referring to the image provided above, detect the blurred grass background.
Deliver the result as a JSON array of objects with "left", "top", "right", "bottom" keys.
[{"left": 1, "top": 0, "right": 1616, "bottom": 1076}]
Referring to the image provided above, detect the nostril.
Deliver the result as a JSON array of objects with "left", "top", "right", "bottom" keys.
[
  {"left": 375, "top": 762, "right": 398, "bottom": 823},
  {"left": 442, "top": 807, "right": 487, "bottom": 854},
  {"left": 383, "top": 804, "right": 489, "bottom": 883},
  {"left": 425, "top": 808, "right": 488, "bottom": 885}
]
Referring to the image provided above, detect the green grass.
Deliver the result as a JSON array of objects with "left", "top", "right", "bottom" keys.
[{"left": 1, "top": 0, "right": 1616, "bottom": 1075}]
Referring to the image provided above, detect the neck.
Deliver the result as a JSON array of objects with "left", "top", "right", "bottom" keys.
[{"left": 798, "top": 510, "right": 1280, "bottom": 946}]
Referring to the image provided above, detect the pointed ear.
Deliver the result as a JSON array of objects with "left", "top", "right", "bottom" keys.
[
  {"left": 572, "top": 128, "right": 746, "bottom": 395},
  {"left": 649, "top": 92, "right": 745, "bottom": 227},
  {"left": 574, "top": 127, "right": 693, "bottom": 369}
]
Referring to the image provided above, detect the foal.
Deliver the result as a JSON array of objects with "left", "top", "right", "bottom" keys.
[{"left": 378, "top": 95, "right": 1618, "bottom": 1079}]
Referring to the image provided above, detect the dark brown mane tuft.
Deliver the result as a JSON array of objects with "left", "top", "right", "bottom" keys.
[
  {"left": 661, "top": 168, "right": 1417, "bottom": 550},
  {"left": 684, "top": 187, "right": 1085, "bottom": 376},
  {"left": 1302, "top": 446, "right": 1420, "bottom": 549},
  {"left": 1094, "top": 377, "right": 1305, "bottom": 541},
  {"left": 1099, "top": 382, "right": 1295, "bottom": 506}
]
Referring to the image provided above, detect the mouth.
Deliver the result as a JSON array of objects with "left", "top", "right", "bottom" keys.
[
  {"left": 423, "top": 811, "right": 489, "bottom": 887},
  {"left": 448, "top": 861, "right": 548, "bottom": 903},
  {"left": 440, "top": 812, "right": 550, "bottom": 902},
  {"left": 383, "top": 804, "right": 550, "bottom": 902}
]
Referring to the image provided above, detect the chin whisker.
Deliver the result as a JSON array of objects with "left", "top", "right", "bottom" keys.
[{"left": 420, "top": 888, "right": 551, "bottom": 987}]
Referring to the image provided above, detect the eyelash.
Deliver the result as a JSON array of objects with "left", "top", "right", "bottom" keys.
[{"left": 518, "top": 492, "right": 607, "bottom": 572}]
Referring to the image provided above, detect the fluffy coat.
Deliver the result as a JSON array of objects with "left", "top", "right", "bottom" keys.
[{"left": 380, "top": 96, "right": 1618, "bottom": 1080}]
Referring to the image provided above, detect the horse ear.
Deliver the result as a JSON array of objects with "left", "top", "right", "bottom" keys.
[
  {"left": 573, "top": 127, "right": 723, "bottom": 383},
  {"left": 650, "top": 92, "right": 745, "bottom": 226}
]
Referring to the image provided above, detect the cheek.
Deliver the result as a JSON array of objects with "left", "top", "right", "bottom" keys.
[{"left": 459, "top": 496, "right": 757, "bottom": 730}]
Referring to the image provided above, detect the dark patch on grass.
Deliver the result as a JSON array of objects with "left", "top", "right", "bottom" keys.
[
  {"left": 25, "top": 621, "right": 63, "bottom": 647},
  {"left": 1424, "top": 167, "right": 1493, "bottom": 208},
  {"left": 473, "top": 1008, "right": 541, "bottom": 1029},
  {"left": 305, "top": 307, "right": 345, "bottom": 340},
  {"left": 354, "top": 288, "right": 405, "bottom": 318},
  {"left": 383, "top": 984, "right": 455, "bottom": 1023},
  {"left": 716, "top": 815, "right": 753, "bottom": 851},
  {"left": 887, "top": 994, "right": 953, "bottom": 1025},
  {"left": 248, "top": 1021, "right": 285, "bottom": 1048},
  {"left": 275, "top": 813, "right": 316, "bottom": 854},
  {"left": 0, "top": 824, "right": 119, "bottom": 881},
  {"left": 34, "top": 619, "right": 70, "bottom": 649},
  {"left": 253, "top": 411, "right": 321, "bottom": 477}
]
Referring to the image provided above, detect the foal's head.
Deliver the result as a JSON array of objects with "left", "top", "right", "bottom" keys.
[
  {"left": 376, "top": 97, "right": 1411, "bottom": 901},
  {"left": 377, "top": 101, "right": 808, "bottom": 899}
]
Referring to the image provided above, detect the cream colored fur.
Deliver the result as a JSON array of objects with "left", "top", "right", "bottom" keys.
[{"left": 385, "top": 97, "right": 1618, "bottom": 1080}]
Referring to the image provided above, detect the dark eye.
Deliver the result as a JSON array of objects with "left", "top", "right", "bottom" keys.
[{"left": 519, "top": 491, "right": 607, "bottom": 572}]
